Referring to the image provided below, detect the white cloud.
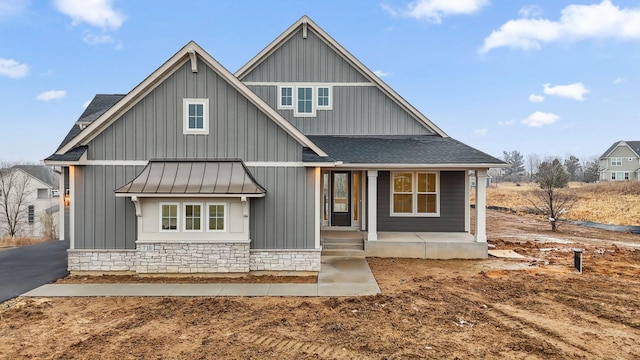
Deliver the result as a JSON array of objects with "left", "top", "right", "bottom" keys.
[
  {"left": 0, "top": 58, "right": 29, "bottom": 78},
  {"left": 474, "top": 128, "right": 488, "bottom": 136},
  {"left": 543, "top": 82, "right": 589, "bottom": 101},
  {"left": 83, "top": 33, "right": 115, "bottom": 45},
  {"left": 373, "top": 69, "right": 390, "bottom": 77},
  {"left": 382, "top": 0, "right": 489, "bottom": 23},
  {"left": 0, "top": 0, "right": 28, "bottom": 17},
  {"left": 36, "top": 90, "right": 67, "bottom": 102},
  {"left": 519, "top": 5, "right": 543, "bottom": 18},
  {"left": 54, "top": 0, "right": 125, "bottom": 31},
  {"left": 480, "top": 1, "right": 640, "bottom": 53},
  {"left": 528, "top": 94, "right": 545, "bottom": 103},
  {"left": 521, "top": 111, "right": 559, "bottom": 127},
  {"left": 613, "top": 77, "right": 626, "bottom": 84},
  {"left": 498, "top": 120, "right": 516, "bottom": 126}
]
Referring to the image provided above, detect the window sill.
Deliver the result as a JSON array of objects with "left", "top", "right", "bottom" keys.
[
  {"left": 136, "top": 239, "right": 250, "bottom": 244},
  {"left": 390, "top": 213, "right": 440, "bottom": 218}
]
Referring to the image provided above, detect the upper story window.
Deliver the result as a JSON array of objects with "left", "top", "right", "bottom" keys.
[
  {"left": 391, "top": 172, "right": 439, "bottom": 217},
  {"left": 611, "top": 157, "right": 622, "bottom": 166},
  {"left": 37, "top": 188, "right": 49, "bottom": 199},
  {"left": 183, "top": 98, "right": 209, "bottom": 135},
  {"left": 278, "top": 86, "right": 293, "bottom": 109},
  {"left": 277, "top": 85, "right": 333, "bottom": 117},
  {"left": 296, "top": 87, "right": 314, "bottom": 117},
  {"left": 317, "top": 86, "right": 332, "bottom": 109}
]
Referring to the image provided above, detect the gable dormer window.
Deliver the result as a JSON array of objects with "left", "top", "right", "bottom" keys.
[
  {"left": 183, "top": 98, "right": 209, "bottom": 135},
  {"left": 296, "top": 87, "right": 314, "bottom": 117}
]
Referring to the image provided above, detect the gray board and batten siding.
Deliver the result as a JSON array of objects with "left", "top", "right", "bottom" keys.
[
  {"left": 377, "top": 171, "right": 466, "bottom": 232},
  {"left": 87, "top": 58, "right": 303, "bottom": 162},
  {"left": 240, "top": 26, "right": 432, "bottom": 136},
  {"left": 73, "top": 56, "right": 317, "bottom": 251}
]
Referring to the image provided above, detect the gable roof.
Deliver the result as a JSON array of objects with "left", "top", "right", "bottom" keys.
[
  {"left": 235, "top": 15, "right": 448, "bottom": 138},
  {"left": 50, "top": 41, "right": 327, "bottom": 160},
  {"left": 11, "top": 165, "right": 58, "bottom": 188},
  {"left": 303, "top": 135, "right": 505, "bottom": 167},
  {"left": 601, "top": 140, "right": 640, "bottom": 159}
]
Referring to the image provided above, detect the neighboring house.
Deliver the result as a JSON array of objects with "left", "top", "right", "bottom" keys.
[
  {"left": 599, "top": 140, "right": 640, "bottom": 181},
  {"left": 44, "top": 16, "right": 504, "bottom": 274},
  {"left": 0, "top": 165, "right": 59, "bottom": 238}
]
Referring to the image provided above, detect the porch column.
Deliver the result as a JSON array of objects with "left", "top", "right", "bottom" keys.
[
  {"left": 69, "top": 165, "right": 75, "bottom": 249},
  {"left": 58, "top": 167, "right": 65, "bottom": 241},
  {"left": 314, "top": 167, "right": 321, "bottom": 249},
  {"left": 474, "top": 169, "right": 487, "bottom": 243},
  {"left": 367, "top": 170, "right": 378, "bottom": 241}
]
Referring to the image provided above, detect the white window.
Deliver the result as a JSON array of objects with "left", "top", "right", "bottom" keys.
[
  {"left": 183, "top": 203, "right": 203, "bottom": 232},
  {"left": 611, "top": 157, "right": 622, "bottom": 166},
  {"left": 611, "top": 171, "right": 630, "bottom": 180},
  {"left": 160, "top": 203, "right": 179, "bottom": 232},
  {"left": 391, "top": 172, "right": 439, "bottom": 216},
  {"left": 278, "top": 86, "right": 293, "bottom": 109},
  {"left": 207, "top": 203, "right": 226, "bottom": 232},
  {"left": 295, "top": 87, "right": 314, "bottom": 117},
  {"left": 37, "top": 188, "right": 49, "bottom": 199},
  {"left": 183, "top": 98, "right": 209, "bottom": 135},
  {"left": 629, "top": 157, "right": 634, "bottom": 162},
  {"left": 317, "top": 86, "right": 332, "bottom": 109}
]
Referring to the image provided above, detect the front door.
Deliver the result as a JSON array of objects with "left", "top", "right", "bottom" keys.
[{"left": 331, "top": 171, "right": 351, "bottom": 226}]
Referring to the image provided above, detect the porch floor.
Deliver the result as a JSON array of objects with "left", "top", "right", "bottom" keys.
[{"left": 321, "top": 231, "right": 487, "bottom": 260}]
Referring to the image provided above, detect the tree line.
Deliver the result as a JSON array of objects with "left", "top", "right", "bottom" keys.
[{"left": 493, "top": 150, "right": 600, "bottom": 184}]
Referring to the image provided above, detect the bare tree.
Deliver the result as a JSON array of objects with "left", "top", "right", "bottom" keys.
[
  {"left": 0, "top": 163, "right": 34, "bottom": 237},
  {"left": 528, "top": 158, "right": 576, "bottom": 231},
  {"left": 526, "top": 153, "right": 541, "bottom": 182}
]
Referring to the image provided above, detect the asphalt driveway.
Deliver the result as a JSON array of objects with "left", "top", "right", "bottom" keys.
[{"left": 0, "top": 239, "right": 69, "bottom": 303}]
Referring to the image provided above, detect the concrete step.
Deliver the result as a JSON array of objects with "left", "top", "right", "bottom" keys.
[
  {"left": 322, "top": 238, "right": 364, "bottom": 257},
  {"left": 321, "top": 249, "right": 365, "bottom": 257}
]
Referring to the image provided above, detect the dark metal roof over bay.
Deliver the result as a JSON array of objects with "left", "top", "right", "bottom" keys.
[
  {"left": 304, "top": 135, "right": 505, "bottom": 166},
  {"left": 115, "top": 159, "right": 266, "bottom": 197}
]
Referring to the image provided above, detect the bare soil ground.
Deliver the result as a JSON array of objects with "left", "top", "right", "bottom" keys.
[{"left": 2, "top": 210, "right": 640, "bottom": 359}]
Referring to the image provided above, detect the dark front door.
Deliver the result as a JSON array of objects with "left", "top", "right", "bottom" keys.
[{"left": 331, "top": 171, "right": 351, "bottom": 226}]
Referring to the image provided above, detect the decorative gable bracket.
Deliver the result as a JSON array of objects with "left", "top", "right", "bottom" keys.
[{"left": 188, "top": 48, "right": 198, "bottom": 73}]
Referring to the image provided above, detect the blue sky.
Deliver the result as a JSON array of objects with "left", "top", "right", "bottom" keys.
[{"left": 1, "top": 0, "right": 639, "bottom": 164}]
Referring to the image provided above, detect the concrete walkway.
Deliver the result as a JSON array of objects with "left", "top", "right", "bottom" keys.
[{"left": 22, "top": 256, "right": 380, "bottom": 298}]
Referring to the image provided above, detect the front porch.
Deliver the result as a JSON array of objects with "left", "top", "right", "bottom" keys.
[{"left": 321, "top": 230, "right": 487, "bottom": 259}]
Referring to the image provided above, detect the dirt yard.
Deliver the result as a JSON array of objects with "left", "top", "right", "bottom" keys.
[{"left": 2, "top": 210, "right": 640, "bottom": 359}]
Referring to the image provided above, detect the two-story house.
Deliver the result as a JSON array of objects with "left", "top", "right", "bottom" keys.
[
  {"left": 44, "top": 16, "right": 505, "bottom": 274},
  {"left": 599, "top": 140, "right": 640, "bottom": 181}
]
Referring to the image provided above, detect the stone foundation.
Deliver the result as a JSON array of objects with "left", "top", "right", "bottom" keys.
[
  {"left": 67, "top": 244, "right": 321, "bottom": 273},
  {"left": 136, "top": 242, "right": 250, "bottom": 273},
  {"left": 68, "top": 249, "right": 137, "bottom": 272},
  {"left": 250, "top": 249, "right": 321, "bottom": 272}
]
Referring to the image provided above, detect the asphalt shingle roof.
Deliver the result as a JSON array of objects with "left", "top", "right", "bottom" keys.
[
  {"left": 10, "top": 165, "right": 58, "bottom": 187},
  {"left": 304, "top": 135, "right": 505, "bottom": 165},
  {"left": 600, "top": 140, "right": 640, "bottom": 158}
]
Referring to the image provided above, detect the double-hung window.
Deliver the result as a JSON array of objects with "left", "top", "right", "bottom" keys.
[
  {"left": 160, "top": 203, "right": 179, "bottom": 231},
  {"left": 611, "top": 158, "right": 622, "bottom": 166},
  {"left": 317, "top": 86, "right": 331, "bottom": 109},
  {"left": 184, "top": 203, "right": 202, "bottom": 231},
  {"left": 295, "top": 87, "right": 314, "bottom": 116},
  {"left": 183, "top": 98, "right": 209, "bottom": 134},
  {"left": 391, "top": 172, "right": 439, "bottom": 216},
  {"left": 207, "top": 203, "right": 226, "bottom": 232}
]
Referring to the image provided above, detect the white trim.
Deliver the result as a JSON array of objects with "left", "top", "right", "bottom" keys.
[
  {"left": 316, "top": 85, "right": 332, "bottom": 110},
  {"left": 55, "top": 41, "right": 328, "bottom": 158},
  {"left": 183, "top": 98, "right": 209, "bottom": 135},
  {"left": 69, "top": 166, "right": 75, "bottom": 249},
  {"left": 294, "top": 86, "right": 315, "bottom": 117},
  {"left": 243, "top": 81, "right": 375, "bottom": 87},
  {"left": 367, "top": 170, "right": 377, "bottom": 241},
  {"left": 333, "top": 163, "right": 508, "bottom": 169},
  {"left": 159, "top": 202, "right": 180, "bottom": 232},
  {"left": 182, "top": 202, "right": 204, "bottom": 232},
  {"left": 58, "top": 168, "right": 65, "bottom": 241},
  {"left": 245, "top": 161, "right": 305, "bottom": 167},
  {"left": 206, "top": 202, "right": 227, "bottom": 233},
  {"left": 465, "top": 172, "right": 470, "bottom": 233},
  {"left": 49, "top": 160, "right": 307, "bottom": 168},
  {"left": 390, "top": 171, "right": 440, "bottom": 217},
  {"left": 277, "top": 85, "right": 294, "bottom": 110},
  {"left": 234, "top": 16, "right": 448, "bottom": 137},
  {"left": 474, "top": 170, "right": 487, "bottom": 242}
]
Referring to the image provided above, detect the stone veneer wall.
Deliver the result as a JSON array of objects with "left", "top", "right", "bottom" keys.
[
  {"left": 68, "top": 249, "right": 137, "bottom": 272},
  {"left": 136, "top": 242, "right": 250, "bottom": 273},
  {"left": 250, "top": 249, "right": 321, "bottom": 272}
]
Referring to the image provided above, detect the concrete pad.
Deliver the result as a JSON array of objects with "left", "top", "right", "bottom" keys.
[
  {"left": 425, "top": 242, "right": 488, "bottom": 259},
  {"left": 318, "top": 256, "right": 380, "bottom": 296},
  {"left": 365, "top": 241, "right": 425, "bottom": 258},
  {"left": 318, "top": 283, "right": 380, "bottom": 296},
  {"left": 488, "top": 250, "right": 527, "bottom": 259},
  {"left": 267, "top": 284, "right": 318, "bottom": 297},
  {"left": 217, "top": 284, "right": 270, "bottom": 296},
  {"left": 169, "top": 284, "right": 225, "bottom": 296}
]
